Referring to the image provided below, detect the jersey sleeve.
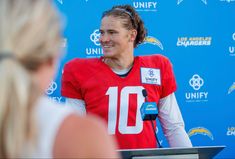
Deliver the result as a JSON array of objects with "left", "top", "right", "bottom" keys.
[
  {"left": 61, "top": 61, "right": 83, "bottom": 99},
  {"left": 160, "top": 56, "right": 177, "bottom": 98}
]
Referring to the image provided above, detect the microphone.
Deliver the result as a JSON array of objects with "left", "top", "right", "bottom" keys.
[
  {"left": 140, "top": 89, "right": 163, "bottom": 148},
  {"left": 140, "top": 89, "right": 158, "bottom": 120}
]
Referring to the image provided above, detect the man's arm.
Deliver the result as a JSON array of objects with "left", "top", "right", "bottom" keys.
[{"left": 158, "top": 93, "right": 192, "bottom": 147}]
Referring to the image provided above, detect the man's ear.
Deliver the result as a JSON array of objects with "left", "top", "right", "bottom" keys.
[{"left": 129, "top": 29, "right": 137, "bottom": 42}]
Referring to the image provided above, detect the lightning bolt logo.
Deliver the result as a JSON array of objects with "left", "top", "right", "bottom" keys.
[
  {"left": 143, "top": 36, "right": 164, "bottom": 50},
  {"left": 57, "top": 0, "right": 63, "bottom": 4},
  {"left": 188, "top": 127, "right": 214, "bottom": 140},
  {"left": 177, "top": 0, "right": 207, "bottom": 5},
  {"left": 228, "top": 82, "right": 235, "bottom": 94}
]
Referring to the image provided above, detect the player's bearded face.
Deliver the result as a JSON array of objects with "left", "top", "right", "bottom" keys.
[{"left": 99, "top": 16, "right": 132, "bottom": 58}]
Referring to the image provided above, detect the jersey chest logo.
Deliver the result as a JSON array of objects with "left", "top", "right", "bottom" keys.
[{"left": 140, "top": 67, "right": 161, "bottom": 85}]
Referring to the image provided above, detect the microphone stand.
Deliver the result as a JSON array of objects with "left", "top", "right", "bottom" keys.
[
  {"left": 142, "top": 89, "right": 163, "bottom": 148},
  {"left": 150, "top": 118, "right": 162, "bottom": 148}
]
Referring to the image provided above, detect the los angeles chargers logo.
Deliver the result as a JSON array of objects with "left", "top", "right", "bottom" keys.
[
  {"left": 228, "top": 82, "right": 235, "bottom": 94},
  {"left": 143, "top": 36, "right": 164, "bottom": 50},
  {"left": 188, "top": 127, "right": 214, "bottom": 140}
]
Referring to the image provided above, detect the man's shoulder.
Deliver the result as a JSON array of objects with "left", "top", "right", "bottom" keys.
[
  {"left": 138, "top": 54, "right": 171, "bottom": 68},
  {"left": 63, "top": 58, "right": 101, "bottom": 72},
  {"left": 139, "top": 54, "right": 169, "bottom": 62},
  {"left": 65, "top": 58, "right": 100, "bottom": 67}
]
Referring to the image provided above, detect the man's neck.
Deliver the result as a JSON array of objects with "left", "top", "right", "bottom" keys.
[{"left": 103, "top": 54, "right": 134, "bottom": 70}]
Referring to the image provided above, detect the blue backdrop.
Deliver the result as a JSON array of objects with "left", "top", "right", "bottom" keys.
[{"left": 46, "top": 0, "right": 235, "bottom": 158}]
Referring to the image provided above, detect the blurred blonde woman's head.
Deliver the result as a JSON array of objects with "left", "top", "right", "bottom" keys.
[{"left": 0, "top": 0, "right": 63, "bottom": 157}]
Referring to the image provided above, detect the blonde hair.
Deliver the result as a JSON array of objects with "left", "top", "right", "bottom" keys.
[{"left": 0, "top": 0, "right": 62, "bottom": 157}]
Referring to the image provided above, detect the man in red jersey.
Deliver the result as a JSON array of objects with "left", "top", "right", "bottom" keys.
[{"left": 61, "top": 4, "right": 192, "bottom": 149}]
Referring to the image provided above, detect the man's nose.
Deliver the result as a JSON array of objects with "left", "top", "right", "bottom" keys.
[{"left": 100, "top": 33, "right": 110, "bottom": 43}]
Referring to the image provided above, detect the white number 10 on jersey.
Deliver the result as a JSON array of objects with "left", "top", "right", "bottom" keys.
[{"left": 106, "top": 86, "right": 145, "bottom": 134}]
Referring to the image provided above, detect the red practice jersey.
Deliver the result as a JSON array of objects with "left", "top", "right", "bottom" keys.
[{"left": 61, "top": 54, "right": 177, "bottom": 149}]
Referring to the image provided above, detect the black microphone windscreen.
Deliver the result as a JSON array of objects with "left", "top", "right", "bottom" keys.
[{"left": 142, "top": 89, "right": 148, "bottom": 98}]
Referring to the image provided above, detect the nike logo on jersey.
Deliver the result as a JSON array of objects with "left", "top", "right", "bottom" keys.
[{"left": 140, "top": 67, "right": 161, "bottom": 85}]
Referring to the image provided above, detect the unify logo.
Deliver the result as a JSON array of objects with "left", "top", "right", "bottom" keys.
[
  {"left": 189, "top": 74, "right": 204, "bottom": 90},
  {"left": 90, "top": 29, "right": 100, "bottom": 46},
  {"left": 45, "top": 81, "right": 57, "bottom": 95},
  {"left": 177, "top": 37, "right": 212, "bottom": 47},
  {"left": 185, "top": 74, "right": 208, "bottom": 102},
  {"left": 148, "top": 69, "right": 155, "bottom": 77},
  {"left": 229, "top": 32, "right": 235, "bottom": 56},
  {"left": 86, "top": 29, "right": 103, "bottom": 58},
  {"left": 45, "top": 81, "right": 62, "bottom": 103},
  {"left": 177, "top": 0, "right": 207, "bottom": 5},
  {"left": 133, "top": 1, "right": 157, "bottom": 12},
  {"left": 227, "top": 127, "right": 235, "bottom": 136},
  {"left": 143, "top": 36, "right": 164, "bottom": 50},
  {"left": 141, "top": 67, "right": 161, "bottom": 85}
]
